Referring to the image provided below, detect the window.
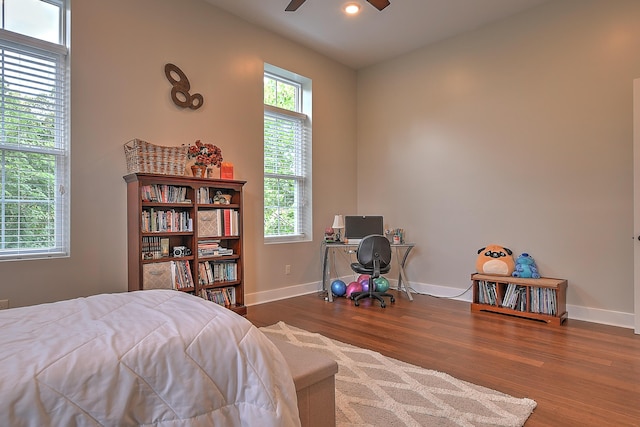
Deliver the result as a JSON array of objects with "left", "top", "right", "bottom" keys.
[
  {"left": 0, "top": 0, "right": 69, "bottom": 260},
  {"left": 264, "top": 64, "right": 312, "bottom": 243}
]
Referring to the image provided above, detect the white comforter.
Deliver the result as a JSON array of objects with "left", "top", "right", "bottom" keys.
[{"left": 0, "top": 290, "right": 301, "bottom": 427}]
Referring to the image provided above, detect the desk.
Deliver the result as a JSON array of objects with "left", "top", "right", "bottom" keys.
[{"left": 321, "top": 241, "right": 415, "bottom": 302}]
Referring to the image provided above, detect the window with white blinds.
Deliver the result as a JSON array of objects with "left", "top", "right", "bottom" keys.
[
  {"left": 0, "top": 0, "right": 69, "bottom": 260},
  {"left": 264, "top": 66, "right": 312, "bottom": 242}
]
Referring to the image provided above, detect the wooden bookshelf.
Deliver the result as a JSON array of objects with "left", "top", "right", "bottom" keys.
[
  {"left": 124, "top": 173, "right": 247, "bottom": 316},
  {"left": 470, "top": 273, "right": 567, "bottom": 325}
]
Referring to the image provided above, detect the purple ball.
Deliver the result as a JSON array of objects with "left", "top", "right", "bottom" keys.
[
  {"left": 361, "top": 278, "right": 370, "bottom": 292},
  {"left": 357, "top": 274, "right": 370, "bottom": 284}
]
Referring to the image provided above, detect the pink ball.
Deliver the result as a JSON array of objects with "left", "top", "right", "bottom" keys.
[
  {"left": 357, "top": 274, "right": 370, "bottom": 284},
  {"left": 345, "top": 281, "right": 363, "bottom": 298}
]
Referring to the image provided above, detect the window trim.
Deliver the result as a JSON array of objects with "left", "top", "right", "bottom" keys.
[
  {"left": 263, "top": 64, "right": 312, "bottom": 244},
  {"left": 0, "top": 1, "right": 69, "bottom": 261}
]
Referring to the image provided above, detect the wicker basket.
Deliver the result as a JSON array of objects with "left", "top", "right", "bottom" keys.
[{"left": 124, "top": 139, "right": 187, "bottom": 176}]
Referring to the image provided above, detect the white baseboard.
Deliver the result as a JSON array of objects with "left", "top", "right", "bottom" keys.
[
  {"left": 246, "top": 279, "right": 636, "bottom": 330},
  {"left": 565, "top": 304, "right": 634, "bottom": 329},
  {"left": 245, "top": 281, "right": 318, "bottom": 306},
  {"left": 404, "top": 281, "right": 474, "bottom": 301}
]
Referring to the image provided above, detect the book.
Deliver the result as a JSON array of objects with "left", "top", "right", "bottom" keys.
[
  {"left": 224, "top": 209, "right": 232, "bottom": 236},
  {"left": 198, "top": 262, "right": 207, "bottom": 285},
  {"left": 205, "top": 261, "right": 214, "bottom": 283},
  {"left": 197, "top": 187, "right": 210, "bottom": 204},
  {"left": 197, "top": 239, "right": 222, "bottom": 257},
  {"left": 171, "top": 260, "right": 194, "bottom": 289},
  {"left": 225, "top": 287, "right": 236, "bottom": 305},
  {"left": 230, "top": 210, "right": 239, "bottom": 236},
  {"left": 160, "top": 238, "right": 169, "bottom": 257}
]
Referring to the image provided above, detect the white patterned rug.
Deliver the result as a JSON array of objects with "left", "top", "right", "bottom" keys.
[{"left": 260, "top": 322, "right": 536, "bottom": 427}]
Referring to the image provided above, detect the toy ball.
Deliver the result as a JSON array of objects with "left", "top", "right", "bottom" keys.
[
  {"left": 345, "top": 281, "right": 363, "bottom": 298},
  {"left": 331, "top": 280, "right": 347, "bottom": 297},
  {"left": 373, "top": 276, "right": 390, "bottom": 292},
  {"left": 361, "top": 278, "right": 371, "bottom": 292},
  {"left": 357, "top": 274, "right": 370, "bottom": 284}
]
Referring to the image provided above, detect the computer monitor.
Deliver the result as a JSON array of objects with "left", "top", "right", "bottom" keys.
[{"left": 344, "top": 216, "right": 384, "bottom": 244}]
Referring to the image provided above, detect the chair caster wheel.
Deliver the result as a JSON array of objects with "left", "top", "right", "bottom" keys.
[
  {"left": 381, "top": 303, "right": 386, "bottom": 308},
  {"left": 390, "top": 297, "right": 395, "bottom": 303},
  {"left": 354, "top": 301, "right": 359, "bottom": 306}
]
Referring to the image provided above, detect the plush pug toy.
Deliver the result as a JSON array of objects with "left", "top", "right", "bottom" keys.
[
  {"left": 512, "top": 253, "right": 541, "bottom": 278},
  {"left": 476, "top": 244, "right": 515, "bottom": 276}
]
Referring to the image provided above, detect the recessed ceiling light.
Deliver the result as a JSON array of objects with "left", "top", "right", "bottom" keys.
[{"left": 344, "top": 3, "right": 361, "bottom": 15}]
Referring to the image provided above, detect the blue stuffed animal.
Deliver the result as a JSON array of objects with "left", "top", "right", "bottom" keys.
[{"left": 512, "top": 253, "right": 540, "bottom": 278}]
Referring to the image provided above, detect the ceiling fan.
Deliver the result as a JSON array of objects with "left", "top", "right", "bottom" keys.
[{"left": 285, "top": 0, "right": 391, "bottom": 12}]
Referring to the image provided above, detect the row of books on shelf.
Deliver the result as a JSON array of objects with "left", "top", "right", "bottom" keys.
[
  {"left": 476, "top": 281, "right": 499, "bottom": 305},
  {"left": 502, "top": 283, "right": 527, "bottom": 311},
  {"left": 171, "top": 260, "right": 195, "bottom": 289},
  {"left": 476, "top": 280, "right": 557, "bottom": 315},
  {"left": 198, "top": 261, "right": 237, "bottom": 284},
  {"left": 142, "top": 208, "right": 193, "bottom": 233},
  {"left": 200, "top": 287, "right": 236, "bottom": 307},
  {"left": 141, "top": 184, "right": 190, "bottom": 204},
  {"left": 197, "top": 239, "right": 233, "bottom": 257},
  {"left": 199, "top": 209, "right": 239, "bottom": 237},
  {"left": 530, "top": 287, "right": 557, "bottom": 316},
  {"left": 141, "top": 236, "right": 169, "bottom": 259}
]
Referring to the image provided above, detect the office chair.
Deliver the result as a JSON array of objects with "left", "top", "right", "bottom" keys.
[{"left": 350, "top": 234, "right": 395, "bottom": 308}]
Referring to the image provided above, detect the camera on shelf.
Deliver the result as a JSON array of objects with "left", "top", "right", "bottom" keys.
[{"left": 172, "top": 246, "right": 191, "bottom": 257}]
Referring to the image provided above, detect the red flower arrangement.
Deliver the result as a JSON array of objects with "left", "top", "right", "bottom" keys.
[{"left": 187, "top": 140, "right": 223, "bottom": 167}]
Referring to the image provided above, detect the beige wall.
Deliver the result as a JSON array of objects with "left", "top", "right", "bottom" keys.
[
  {"left": 357, "top": 0, "right": 640, "bottom": 324},
  {"left": 0, "top": 0, "right": 357, "bottom": 308}
]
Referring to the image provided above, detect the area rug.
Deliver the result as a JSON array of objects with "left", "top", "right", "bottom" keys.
[{"left": 260, "top": 322, "right": 536, "bottom": 427}]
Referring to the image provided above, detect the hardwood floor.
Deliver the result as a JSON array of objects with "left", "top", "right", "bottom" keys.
[{"left": 247, "top": 290, "right": 640, "bottom": 426}]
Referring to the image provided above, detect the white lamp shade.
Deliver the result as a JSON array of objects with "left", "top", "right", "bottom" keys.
[{"left": 332, "top": 214, "right": 344, "bottom": 229}]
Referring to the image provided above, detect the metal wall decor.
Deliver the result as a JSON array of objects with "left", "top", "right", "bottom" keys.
[{"left": 164, "top": 63, "right": 203, "bottom": 110}]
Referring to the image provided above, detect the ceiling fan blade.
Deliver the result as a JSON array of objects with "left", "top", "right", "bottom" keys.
[
  {"left": 367, "top": 0, "right": 391, "bottom": 11},
  {"left": 285, "top": 0, "right": 307, "bottom": 11}
]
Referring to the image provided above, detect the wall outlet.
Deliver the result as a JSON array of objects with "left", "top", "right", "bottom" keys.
[
  {"left": 0, "top": 299, "right": 9, "bottom": 310},
  {"left": 285, "top": 265, "right": 291, "bottom": 275}
]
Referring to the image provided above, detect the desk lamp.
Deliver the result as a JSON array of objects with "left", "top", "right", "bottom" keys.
[{"left": 332, "top": 215, "right": 344, "bottom": 242}]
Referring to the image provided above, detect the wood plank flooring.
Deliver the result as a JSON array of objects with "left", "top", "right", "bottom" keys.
[{"left": 247, "top": 290, "right": 640, "bottom": 426}]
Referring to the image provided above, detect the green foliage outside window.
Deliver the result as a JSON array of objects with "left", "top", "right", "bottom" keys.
[
  {"left": 264, "top": 177, "right": 295, "bottom": 235},
  {"left": 1, "top": 82, "right": 57, "bottom": 251},
  {"left": 264, "top": 75, "right": 297, "bottom": 111}
]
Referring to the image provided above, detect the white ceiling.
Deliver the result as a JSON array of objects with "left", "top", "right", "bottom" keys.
[{"left": 203, "top": 0, "right": 550, "bottom": 69}]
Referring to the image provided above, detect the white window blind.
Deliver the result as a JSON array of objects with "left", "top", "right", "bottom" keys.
[
  {"left": 264, "top": 105, "right": 309, "bottom": 239},
  {"left": 0, "top": 30, "right": 69, "bottom": 259}
]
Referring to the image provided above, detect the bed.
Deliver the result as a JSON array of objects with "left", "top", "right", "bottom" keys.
[{"left": 0, "top": 289, "right": 301, "bottom": 426}]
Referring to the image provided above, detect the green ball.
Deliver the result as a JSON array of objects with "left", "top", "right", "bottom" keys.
[{"left": 373, "top": 276, "right": 390, "bottom": 292}]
